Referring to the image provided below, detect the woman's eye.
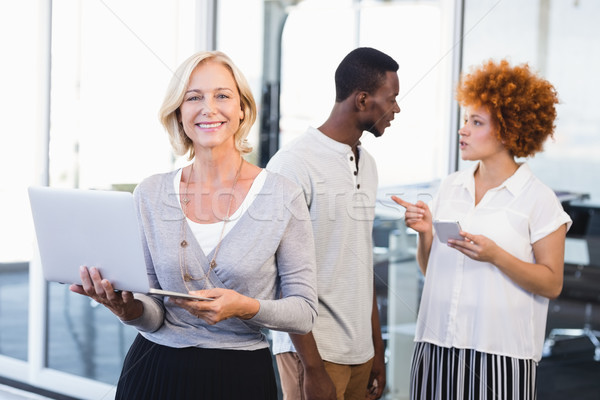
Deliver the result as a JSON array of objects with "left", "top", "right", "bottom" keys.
[
  {"left": 217, "top": 93, "right": 230, "bottom": 99},
  {"left": 187, "top": 95, "right": 201, "bottom": 101}
]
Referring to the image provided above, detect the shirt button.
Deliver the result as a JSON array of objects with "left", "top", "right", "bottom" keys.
[
  {"left": 353, "top": 171, "right": 358, "bottom": 176},
  {"left": 356, "top": 184, "right": 360, "bottom": 189},
  {"left": 349, "top": 156, "right": 354, "bottom": 161}
]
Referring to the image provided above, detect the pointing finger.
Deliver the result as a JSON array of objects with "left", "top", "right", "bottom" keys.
[{"left": 391, "top": 195, "right": 413, "bottom": 209}]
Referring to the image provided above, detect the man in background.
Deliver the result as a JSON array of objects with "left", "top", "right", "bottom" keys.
[{"left": 268, "top": 47, "right": 401, "bottom": 400}]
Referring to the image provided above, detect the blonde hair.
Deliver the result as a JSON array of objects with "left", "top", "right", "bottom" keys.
[{"left": 159, "top": 51, "right": 257, "bottom": 159}]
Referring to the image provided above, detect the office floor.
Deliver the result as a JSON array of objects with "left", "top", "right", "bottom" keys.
[
  {"left": 2, "top": 260, "right": 599, "bottom": 400},
  {"left": 537, "top": 298, "right": 600, "bottom": 400},
  {"left": 0, "top": 385, "right": 53, "bottom": 400}
]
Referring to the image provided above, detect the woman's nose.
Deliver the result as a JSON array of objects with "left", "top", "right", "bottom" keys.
[{"left": 201, "top": 98, "right": 215, "bottom": 115}]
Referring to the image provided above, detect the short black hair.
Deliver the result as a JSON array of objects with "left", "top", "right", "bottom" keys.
[{"left": 334, "top": 47, "right": 399, "bottom": 102}]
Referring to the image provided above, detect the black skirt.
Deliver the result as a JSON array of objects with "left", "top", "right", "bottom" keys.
[{"left": 115, "top": 334, "right": 277, "bottom": 400}]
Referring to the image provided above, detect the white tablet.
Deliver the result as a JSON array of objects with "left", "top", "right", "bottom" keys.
[{"left": 433, "top": 219, "right": 464, "bottom": 243}]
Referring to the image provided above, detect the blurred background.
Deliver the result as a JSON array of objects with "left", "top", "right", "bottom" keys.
[{"left": 1, "top": 1, "right": 599, "bottom": 399}]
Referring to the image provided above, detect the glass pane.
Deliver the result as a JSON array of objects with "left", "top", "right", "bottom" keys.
[
  {"left": 46, "top": 0, "right": 196, "bottom": 383},
  {"left": 0, "top": 1, "right": 40, "bottom": 362},
  {"left": 46, "top": 282, "right": 137, "bottom": 383},
  {"left": 461, "top": 0, "right": 600, "bottom": 397},
  {"left": 461, "top": 0, "right": 600, "bottom": 202},
  {"left": 279, "top": 2, "right": 452, "bottom": 399},
  {"left": 0, "top": 263, "right": 29, "bottom": 360}
]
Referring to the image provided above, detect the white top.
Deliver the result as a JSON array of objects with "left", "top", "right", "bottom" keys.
[
  {"left": 267, "top": 126, "right": 378, "bottom": 364},
  {"left": 416, "top": 162, "right": 572, "bottom": 361},
  {"left": 173, "top": 168, "right": 267, "bottom": 252}
]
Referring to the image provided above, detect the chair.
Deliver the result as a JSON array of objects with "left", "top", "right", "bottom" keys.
[{"left": 543, "top": 205, "right": 600, "bottom": 361}]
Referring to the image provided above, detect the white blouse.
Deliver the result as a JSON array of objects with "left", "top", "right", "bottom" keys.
[
  {"left": 173, "top": 168, "right": 266, "bottom": 253},
  {"left": 415, "top": 162, "right": 572, "bottom": 362}
]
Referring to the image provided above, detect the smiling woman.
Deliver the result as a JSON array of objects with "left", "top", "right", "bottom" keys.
[
  {"left": 68, "top": 51, "right": 319, "bottom": 400},
  {"left": 178, "top": 62, "right": 245, "bottom": 158}
]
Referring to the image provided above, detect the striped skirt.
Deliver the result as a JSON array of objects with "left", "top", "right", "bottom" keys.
[
  {"left": 410, "top": 342, "right": 537, "bottom": 400},
  {"left": 115, "top": 334, "right": 277, "bottom": 400}
]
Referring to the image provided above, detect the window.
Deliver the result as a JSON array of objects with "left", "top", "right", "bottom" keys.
[
  {"left": 279, "top": 1, "right": 456, "bottom": 397},
  {"left": 460, "top": 0, "right": 600, "bottom": 203}
]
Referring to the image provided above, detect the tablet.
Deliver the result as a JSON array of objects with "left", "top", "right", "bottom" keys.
[
  {"left": 28, "top": 186, "right": 213, "bottom": 301},
  {"left": 433, "top": 219, "right": 464, "bottom": 243}
]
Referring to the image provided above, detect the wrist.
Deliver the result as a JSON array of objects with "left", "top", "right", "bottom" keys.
[
  {"left": 119, "top": 299, "right": 144, "bottom": 321},
  {"left": 303, "top": 361, "right": 328, "bottom": 374},
  {"left": 239, "top": 296, "right": 260, "bottom": 320}
]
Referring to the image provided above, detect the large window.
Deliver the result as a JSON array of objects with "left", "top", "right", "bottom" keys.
[
  {"left": 460, "top": 0, "right": 600, "bottom": 203},
  {"left": 280, "top": 0, "right": 457, "bottom": 187},
  {"left": 279, "top": 1, "right": 457, "bottom": 398},
  {"left": 45, "top": 0, "right": 198, "bottom": 388},
  {"left": 1, "top": 0, "right": 201, "bottom": 396},
  {"left": 0, "top": 1, "right": 41, "bottom": 363},
  {"left": 1, "top": 0, "right": 267, "bottom": 397},
  {"left": 459, "top": 0, "right": 600, "bottom": 397}
]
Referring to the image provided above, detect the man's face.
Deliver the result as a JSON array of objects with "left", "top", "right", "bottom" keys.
[{"left": 363, "top": 71, "right": 400, "bottom": 137}]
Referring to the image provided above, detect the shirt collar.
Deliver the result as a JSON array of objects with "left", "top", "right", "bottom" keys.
[
  {"left": 308, "top": 126, "right": 357, "bottom": 155},
  {"left": 503, "top": 162, "right": 532, "bottom": 196},
  {"left": 452, "top": 161, "right": 532, "bottom": 197}
]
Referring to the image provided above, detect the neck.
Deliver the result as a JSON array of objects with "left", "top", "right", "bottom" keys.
[
  {"left": 476, "top": 155, "right": 519, "bottom": 185},
  {"left": 189, "top": 151, "right": 243, "bottom": 188},
  {"left": 319, "top": 103, "right": 363, "bottom": 150}
]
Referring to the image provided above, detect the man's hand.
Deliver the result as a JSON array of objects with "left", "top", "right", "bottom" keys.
[
  {"left": 366, "top": 360, "right": 386, "bottom": 399},
  {"left": 303, "top": 366, "right": 337, "bottom": 400}
]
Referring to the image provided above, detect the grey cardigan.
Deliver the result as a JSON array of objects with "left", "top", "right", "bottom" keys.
[{"left": 123, "top": 169, "right": 318, "bottom": 351}]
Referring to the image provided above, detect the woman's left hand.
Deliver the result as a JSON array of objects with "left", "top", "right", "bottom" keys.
[
  {"left": 447, "top": 231, "right": 499, "bottom": 263},
  {"left": 170, "top": 288, "right": 260, "bottom": 325}
]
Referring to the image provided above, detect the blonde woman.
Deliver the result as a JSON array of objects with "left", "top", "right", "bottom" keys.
[{"left": 71, "top": 51, "right": 318, "bottom": 399}]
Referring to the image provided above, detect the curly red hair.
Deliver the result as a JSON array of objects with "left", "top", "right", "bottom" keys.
[{"left": 456, "top": 59, "right": 559, "bottom": 158}]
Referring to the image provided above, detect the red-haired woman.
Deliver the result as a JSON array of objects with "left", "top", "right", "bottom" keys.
[{"left": 393, "top": 59, "right": 572, "bottom": 399}]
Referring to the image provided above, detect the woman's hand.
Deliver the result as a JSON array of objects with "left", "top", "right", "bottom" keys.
[
  {"left": 391, "top": 195, "right": 434, "bottom": 274},
  {"left": 171, "top": 288, "right": 260, "bottom": 325},
  {"left": 447, "top": 232, "right": 500, "bottom": 263},
  {"left": 69, "top": 266, "right": 143, "bottom": 321},
  {"left": 448, "top": 226, "right": 567, "bottom": 299},
  {"left": 391, "top": 195, "right": 432, "bottom": 234}
]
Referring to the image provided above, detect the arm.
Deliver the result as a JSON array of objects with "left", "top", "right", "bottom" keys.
[
  {"left": 415, "top": 229, "right": 434, "bottom": 276},
  {"left": 448, "top": 224, "right": 567, "bottom": 298},
  {"left": 367, "top": 289, "right": 386, "bottom": 399},
  {"left": 289, "top": 332, "right": 337, "bottom": 400},
  {"left": 391, "top": 196, "right": 434, "bottom": 275}
]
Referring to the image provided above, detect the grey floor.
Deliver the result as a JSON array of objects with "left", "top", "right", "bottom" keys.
[{"left": 0, "top": 384, "right": 53, "bottom": 400}]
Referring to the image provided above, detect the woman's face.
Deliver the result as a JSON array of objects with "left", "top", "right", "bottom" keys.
[
  {"left": 179, "top": 61, "right": 244, "bottom": 152},
  {"left": 458, "top": 105, "right": 506, "bottom": 162}
]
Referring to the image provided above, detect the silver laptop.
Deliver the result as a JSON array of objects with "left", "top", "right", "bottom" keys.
[{"left": 28, "top": 186, "right": 212, "bottom": 301}]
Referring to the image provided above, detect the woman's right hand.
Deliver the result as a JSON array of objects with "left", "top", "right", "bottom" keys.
[
  {"left": 69, "top": 266, "right": 143, "bottom": 321},
  {"left": 391, "top": 195, "right": 432, "bottom": 235}
]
